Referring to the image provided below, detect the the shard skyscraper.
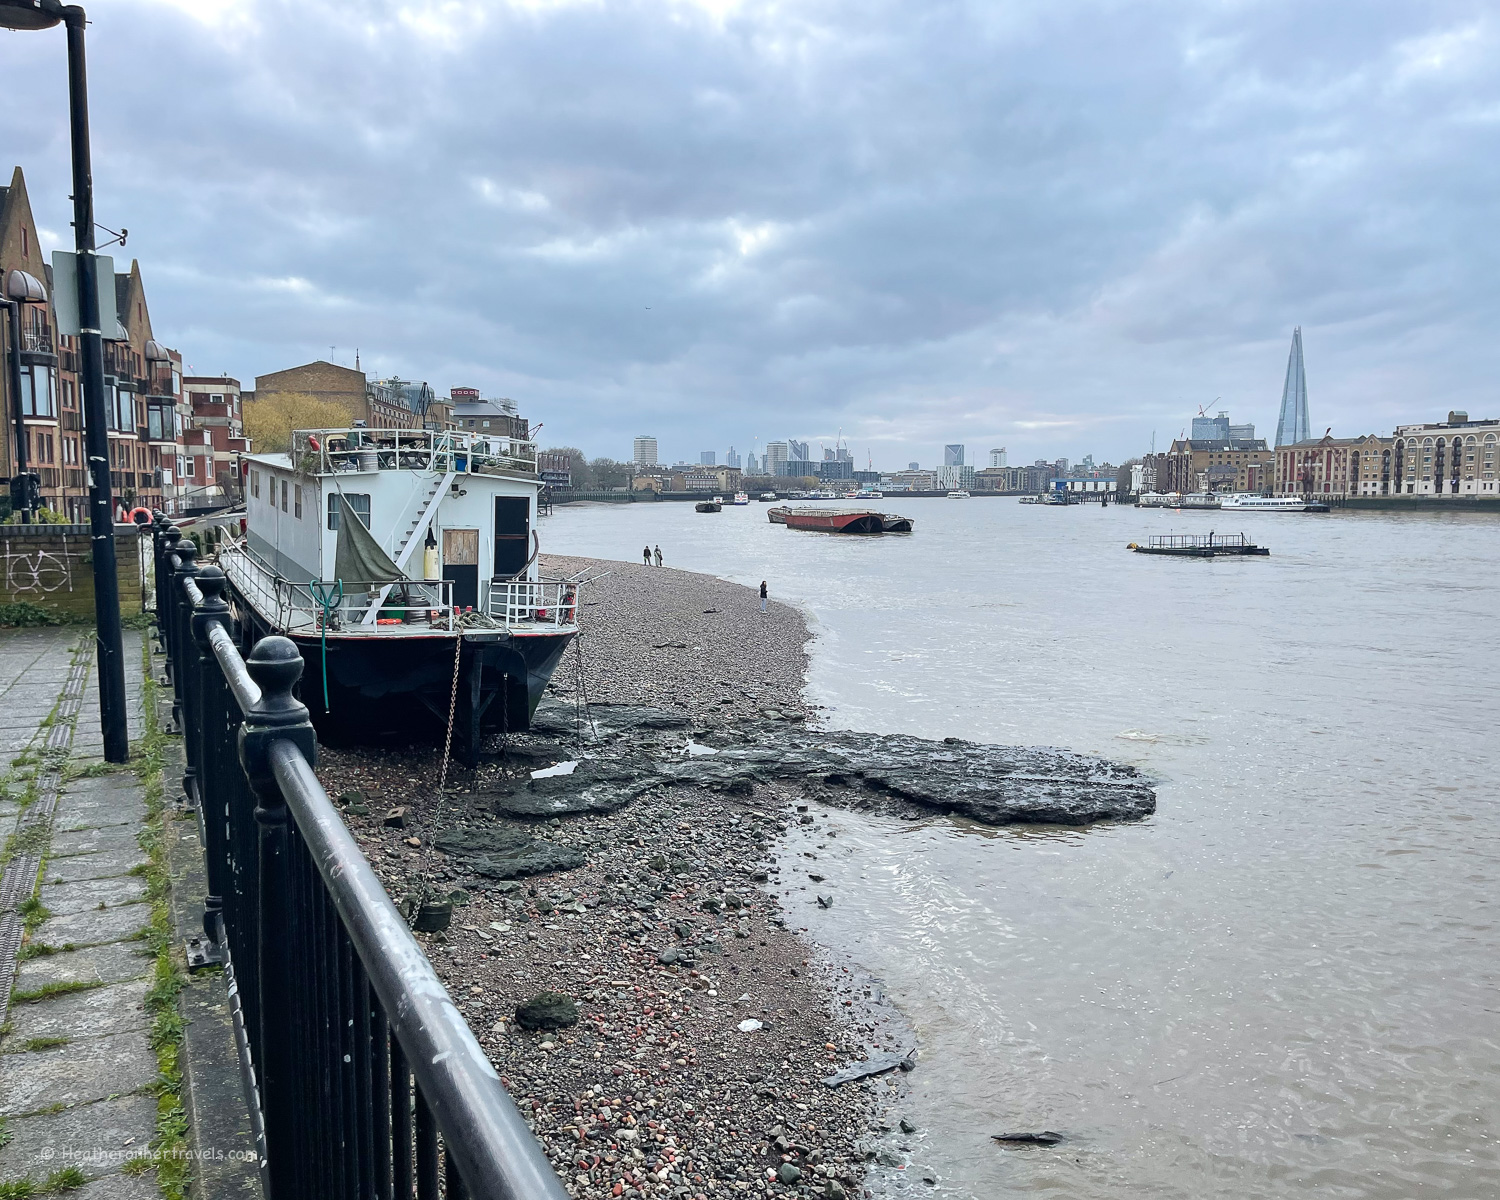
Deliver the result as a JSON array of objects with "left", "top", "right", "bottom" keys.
[{"left": 1275, "top": 327, "right": 1310, "bottom": 447}]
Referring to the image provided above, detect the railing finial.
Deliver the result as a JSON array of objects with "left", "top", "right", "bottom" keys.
[
  {"left": 239, "top": 637, "right": 318, "bottom": 780},
  {"left": 192, "top": 566, "right": 233, "bottom": 646},
  {"left": 176, "top": 538, "right": 199, "bottom": 570}
]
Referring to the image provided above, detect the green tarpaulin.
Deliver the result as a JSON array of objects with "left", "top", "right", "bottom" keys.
[{"left": 334, "top": 506, "right": 405, "bottom": 586}]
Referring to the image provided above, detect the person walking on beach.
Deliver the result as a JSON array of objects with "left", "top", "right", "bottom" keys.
[
  {"left": 760, "top": 581, "right": 768, "bottom": 613},
  {"left": 643, "top": 545, "right": 651, "bottom": 566},
  {"left": 654, "top": 545, "right": 663, "bottom": 568}
]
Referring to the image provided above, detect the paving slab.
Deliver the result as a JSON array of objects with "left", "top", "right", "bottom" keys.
[
  {"left": 72, "top": 1170, "right": 162, "bottom": 1199},
  {"left": 0, "top": 1092, "right": 158, "bottom": 1181},
  {"left": 14, "top": 940, "right": 153, "bottom": 991},
  {"left": 4, "top": 978, "right": 150, "bottom": 1044},
  {"left": 42, "top": 843, "right": 146, "bottom": 885},
  {"left": 50, "top": 822, "right": 144, "bottom": 857},
  {"left": 0, "top": 1027, "right": 158, "bottom": 1116},
  {"left": 35, "top": 901, "right": 151, "bottom": 947},
  {"left": 38, "top": 875, "right": 147, "bottom": 917}
]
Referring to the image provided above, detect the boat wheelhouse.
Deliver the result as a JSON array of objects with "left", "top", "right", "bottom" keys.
[{"left": 220, "top": 425, "right": 580, "bottom": 760}]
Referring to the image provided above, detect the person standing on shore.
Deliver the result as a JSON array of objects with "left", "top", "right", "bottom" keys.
[
  {"left": 654, "top": 545, "right": 663, "bottom": 568},
  {"left": 760, "top": 581, "right": 768, "bottom": 613},
  {"left": 643, "top": 545, "right": 651, "bottom": 566}
]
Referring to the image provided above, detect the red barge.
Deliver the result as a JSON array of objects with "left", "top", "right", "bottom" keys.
[{"left": 782, "top": 508, "right": 911, "bottom": 533}]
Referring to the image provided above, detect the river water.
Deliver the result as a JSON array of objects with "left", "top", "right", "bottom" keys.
[{"left": 547, "top": 497, "right": 1500, "bottom": 1199}]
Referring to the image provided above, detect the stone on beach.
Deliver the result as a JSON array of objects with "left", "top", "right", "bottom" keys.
[
  {"left": 513, "top": 991, "right": 579, "bottom": 1031},
  {"left": 432, "top": 826, "right": 587, "bottom": 880}
]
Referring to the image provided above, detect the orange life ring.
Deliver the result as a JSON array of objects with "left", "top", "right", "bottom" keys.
[{"left": 128, "top": 507, "right": 152, "bottom": 525}]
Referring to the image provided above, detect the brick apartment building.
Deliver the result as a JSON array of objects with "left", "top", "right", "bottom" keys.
[
  {"left": 1, "top": 165, "right": 210, "bottom": 519},
  {"left": 253, "top": 362, "right": 454, "bottom": 431}
]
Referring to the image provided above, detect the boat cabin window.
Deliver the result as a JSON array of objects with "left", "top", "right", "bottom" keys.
[
  {"left": 327, "top": 492, "right": 371, "bottom": 531},
  {"left": 294, "top": 485, "right": 303, "bottom": 519},
  {"left": 280, "top": 479, "right": 288, "bottom": 512},
  {"left": 250, "top": 470, "right": 260, "bottom": 499}
]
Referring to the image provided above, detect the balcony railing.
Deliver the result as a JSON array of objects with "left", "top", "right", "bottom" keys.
[
  {"left": 151, "top": 526, "right": 570, "bottom": 1200},
  {"left": 289, "top": 428, "right": 538, "bottom": 478}
]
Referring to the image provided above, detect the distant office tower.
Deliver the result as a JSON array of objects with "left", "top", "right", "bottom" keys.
[
  {"left": 700, "top": 451, "right": 716, "bottom": 465},
  {"left": 835, "top": 447, "right": 852, "bottom": 462},
  {"left": 633, "top": 435, "right": 659, "bottom": 466},
  {"left": 746, "top": 452, "right": 760, "bottom": 475},
  {"left": 1192, "top": 412, "right": 1230, "bottom": 441},
  {"left": 766, "top": 442, "right": 789, "bottom": 476},
  {"left": 1053, "top": 458, "right": 1069, "bottom": 477},
  {"left": 944, "top": 444, "right": 965, "bottom": 467},
  {"left": 908, "top": 461, "right": 920, "bottom": 471},
  {"left": 1275, "top": 327, "right": 1311, "bottom": 447},
  {"left": 788, "top": 439, "right": 809, "bottom": 461},
  {"left": 1229, "top": 422, "right": 1255, "bottom": 442},
  {"left": 726, "top": 447, "right": 741, "bottom": 469},
  {"left": 989, "top": 448, "right": 1007, "bottom": 468}
]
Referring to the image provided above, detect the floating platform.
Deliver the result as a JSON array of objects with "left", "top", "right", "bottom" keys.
[
  {"left": 1129, "top": 533, "right": 1268, "bottom": 557},
  {"left": 694, "top": 501, "right": 722, "bottom": 513}
]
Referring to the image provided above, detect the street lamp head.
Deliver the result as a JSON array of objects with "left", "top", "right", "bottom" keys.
[
  {"left": 0, "top": 0, "right": 66, "bottom": 31},
  {"left": 4, "top": 269, "right": 47, "bottom": 303}
]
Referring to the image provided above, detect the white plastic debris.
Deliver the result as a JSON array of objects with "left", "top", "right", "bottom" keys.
[{"left": 531, "top": 760, "right": 579, "bottom": 779}]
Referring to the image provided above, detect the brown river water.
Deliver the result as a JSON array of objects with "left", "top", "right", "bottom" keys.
[{"left": 550, "top": 498, "right": 1500, "bottom": 1198}]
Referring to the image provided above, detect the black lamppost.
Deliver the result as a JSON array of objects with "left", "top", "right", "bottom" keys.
[{"left": 1, "top": 0, "right": 129, "bottom": 762}]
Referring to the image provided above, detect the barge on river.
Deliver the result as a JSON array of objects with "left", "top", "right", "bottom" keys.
[
  {"left": 219, "top": 424, "right": 580, "bottom": 761},
  {"left": 772, "top": 507, "right": 913, "bottom": 533},
  {"left": 1129, "top": 533, "right": 1269, "bottom": 557}
]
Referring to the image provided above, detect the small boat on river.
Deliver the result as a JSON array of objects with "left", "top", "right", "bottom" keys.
[
  {"left": 783, "top": 508, "right": 889, "bottom": 534},
  {"left": 758, "top": 493, "right": 778, "bottom": 502},
  {"left": 767, "top": 506, "right": 790, "bottom": 524},
  {"left": 1219, "top": 494, "right": 1330, "bottom": 513},
  {"left": 733, "top": 492, "right": 749, "bottom": 505},
  {"left": 695, "top": 500, "right": 722, "bottom": 513},
  {"left": 1129, "top": 533, "right": 1268, "bottom": 557}
]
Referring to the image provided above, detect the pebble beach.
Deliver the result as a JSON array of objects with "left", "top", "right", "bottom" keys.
[{"left": 315, "top": 556, "right": 912, "bottom": 1200}]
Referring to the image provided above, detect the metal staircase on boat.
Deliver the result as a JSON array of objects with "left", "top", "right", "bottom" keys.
[{"left": 359, "top": 471, "right": 454, "bottom": 625}]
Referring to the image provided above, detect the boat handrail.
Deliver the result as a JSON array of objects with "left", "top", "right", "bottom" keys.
[{"left": 287, "top": 427, "right": 538, "bottom": 478}]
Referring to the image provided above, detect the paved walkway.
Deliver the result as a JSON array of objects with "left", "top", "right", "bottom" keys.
[{"left": 0, "top": 628, "right": 162, "bottom": 1197}]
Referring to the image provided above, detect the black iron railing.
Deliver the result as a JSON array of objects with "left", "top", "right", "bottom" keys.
[{"left": 151, "top": 516, "right": 568, "bottom": 1200}]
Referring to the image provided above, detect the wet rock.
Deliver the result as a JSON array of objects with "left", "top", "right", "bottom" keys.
[
  {"left": 777, "top": 1163, "right": 802, "bottom": 1185},
  {"left": 514, "top": 991, "right": 579, "bottom": 1031},
  {"left": 509, "top": 707, "right": 1156, "bottom": 826},
  {"left": 821, "top": 1052, "right": 914, "bottom": 1087},
  {"left": 433, "top": 827, "right": 587, "bottom": 880},
  {"left": 992, "top": 1131, "right": 1064, "bottom": 1147},
  {"left": 383, "top": 806, "right": 410, "bottom": 828}
]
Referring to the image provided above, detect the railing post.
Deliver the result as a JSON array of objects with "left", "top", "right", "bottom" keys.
[
  {"left": 159, "top": 526, "right": 182, "bottom": 685},
  {"left": 191, "top": 566, "right": 234, "bottom": 952},
  {"left": 239, "top": 636, "right": 318, "bottom": 1199},
  {"left": 174, "top": 540, "right": 200, "bottom": 778}
]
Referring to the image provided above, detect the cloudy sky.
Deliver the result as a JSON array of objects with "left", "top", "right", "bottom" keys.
[{"left": 5, "top": 0, "right": 1498, "bottom": 468}]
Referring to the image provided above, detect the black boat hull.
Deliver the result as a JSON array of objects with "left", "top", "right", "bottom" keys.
[{"left": 227, "top": 581, "right": 574, "bottom": 760}]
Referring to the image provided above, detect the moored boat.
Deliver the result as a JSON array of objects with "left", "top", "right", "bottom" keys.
[
  {"left": 1219, "top": 494, "right": 1330, "bottom": 513},
  {"left": 758, "top": 492, "right": 778, "bottom": 502},
  {"left": 219, "top": 424, "right": 580, "bottom": 762},
  {"left": 880, "top": 513, "right": 914, "bottom": 532},
  {"left": 733, "top": 492, "right": 750, "bottom": 505},
  {"left": 695, "top": 500, "right": 722, "bottom": 513},
  {"left": 767, "top": 506, "right": 791, "bottom": 524},
  {"left": 1129, "top": 533, "right": 1268, "bottom": 557},
  {"left": 947, "top": 490, "right": 972, "bottom": 499},
  {"left": 783, "top": 507, "right": 886, "bottom": 533}
]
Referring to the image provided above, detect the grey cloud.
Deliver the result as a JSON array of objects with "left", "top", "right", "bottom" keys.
[{"left": 3, "top": 0, "right": 1496, "bottom": 464}]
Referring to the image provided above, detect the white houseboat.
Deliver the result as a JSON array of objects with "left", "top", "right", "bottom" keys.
[{"left": 219, "top": 425, "right": 580, "bottom": 761}]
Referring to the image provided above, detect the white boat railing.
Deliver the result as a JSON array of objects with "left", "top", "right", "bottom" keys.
[
  {"left": 289, "top": 428, "right": 538, "bottom": 478},
  {"left": 485, "top": 579, "right": 581, "bottom": 629},
  {"left": 221, "top": 542, "right": 579, "bottom": 635}
]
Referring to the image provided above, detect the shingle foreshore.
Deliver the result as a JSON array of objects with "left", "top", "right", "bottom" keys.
[{"left": 316, "top": 556, "right": 908, "bottom": 1200}]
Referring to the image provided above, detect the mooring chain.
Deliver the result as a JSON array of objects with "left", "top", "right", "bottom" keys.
[{"left": 437, "top": 629, "right": 463, "bottom": 790}]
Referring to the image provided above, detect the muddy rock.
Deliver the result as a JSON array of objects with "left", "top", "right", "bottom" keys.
[
  {"left": 513, "top": 991, "right": 579, "bottom": 1031},
  {"left": 432, "top": 826, "right": 587, "bottom": 880}
]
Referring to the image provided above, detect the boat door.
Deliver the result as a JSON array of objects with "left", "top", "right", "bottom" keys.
[
  {"left": 442, "top": 528, "right": 479, "bottom": 609},
  {"left": 493, "top": 496, "right": 530, "bottom": 578}
]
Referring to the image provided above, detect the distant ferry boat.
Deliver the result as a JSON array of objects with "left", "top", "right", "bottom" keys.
[
  {"left": 1219, "top": 494, "right": 1331, "bottom": 513},
  {"left": 947, "top": 490, "right": 972, "bottom": 499},
  {"left": 758, "top": 492, "right": 778, "bottom": 501},
  {"left": 733, "top": 492, "right": 749, "bottom": 505},
  {"left": 1171, "top": 493, "right": 1222, "bottom": 511},
  {"left": 854, "top": 489, "right": 884, "bottom": 499}
]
